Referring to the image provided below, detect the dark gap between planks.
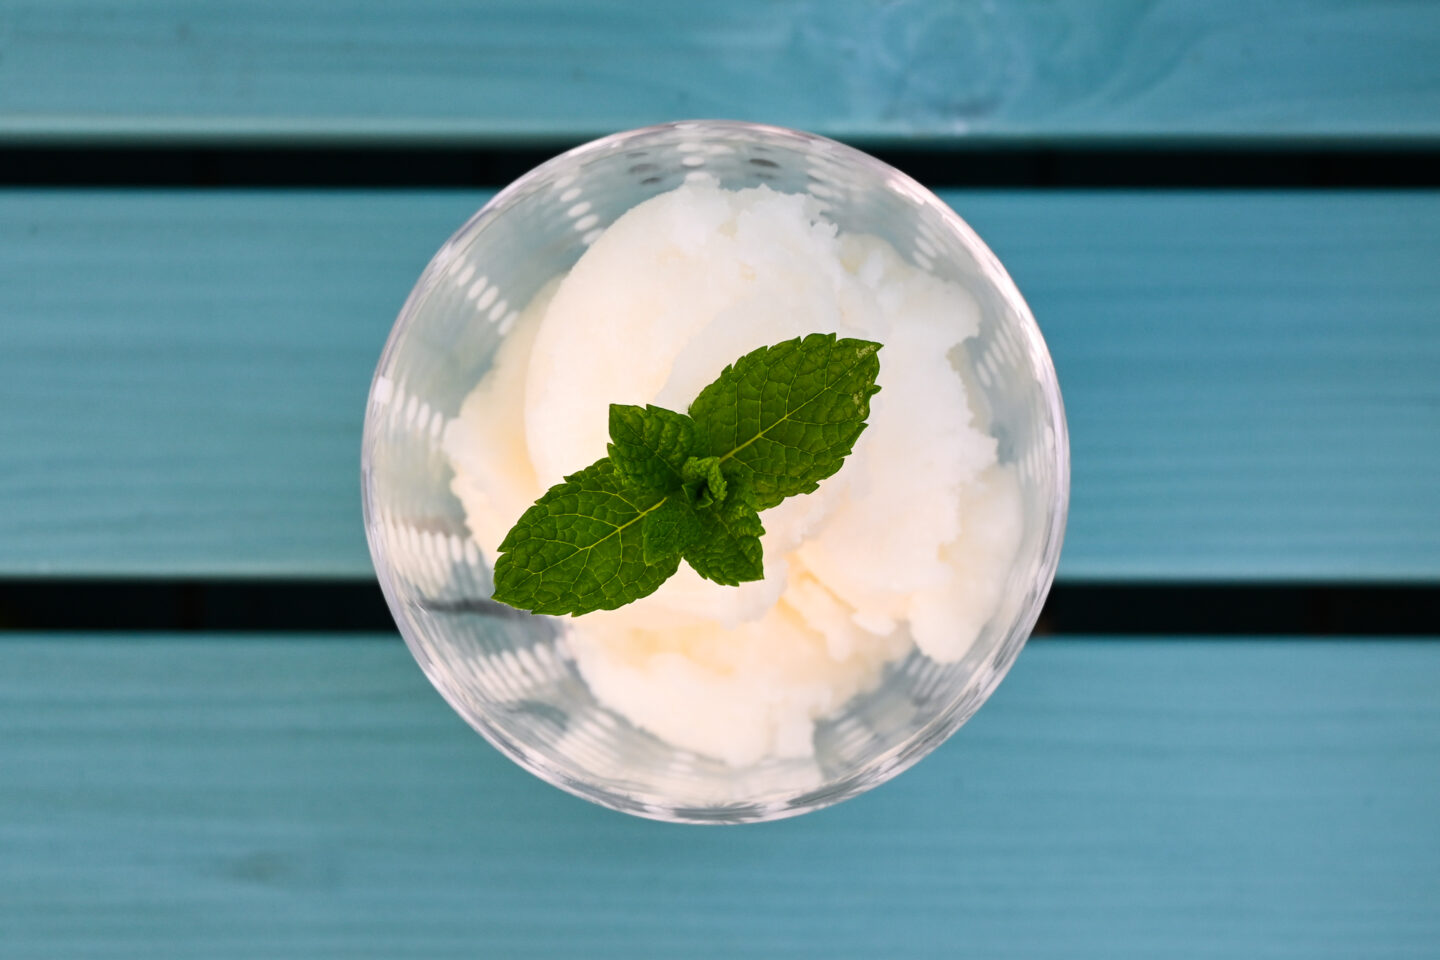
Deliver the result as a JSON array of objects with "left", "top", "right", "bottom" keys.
[
  {"left": 0, "top": 580, "right": 1434, "bottom": 635},
  {"left": 2, "top": 144, "right": 1439, "bottom": 188}
]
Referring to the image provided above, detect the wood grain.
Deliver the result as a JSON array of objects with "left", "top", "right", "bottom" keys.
[
  {"left": 3, "top": 1, "right": 1439, "bottom": 144},
  {"left": 2, "top": 190, "right": 1436, "bottom": 579},
  {"left": 1, "top": 635, "right": 1436, "bottom": 958}
]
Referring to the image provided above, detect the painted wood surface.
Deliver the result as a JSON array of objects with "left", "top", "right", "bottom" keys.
[
  {"left": 4, "top": 1, "right": 1440, "bottom": 144},
  {"left": 2, "top": 635, "right": 1436, "bottom": 958},
  {"left": 2, "top": 190, "right": 1436, "bottom": 580}
]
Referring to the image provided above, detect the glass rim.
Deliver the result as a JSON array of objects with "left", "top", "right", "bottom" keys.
[{"left": 361, "top": 119, "right": 1070, "bottom": 823}]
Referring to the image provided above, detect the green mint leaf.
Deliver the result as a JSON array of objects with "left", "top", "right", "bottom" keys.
[
  {"left": 606, "top": 404, "right": 696, "bottom": 494},
  {"left": 687, "top": 333, "right": 882, "bottom": 510},
  {"left": 492, "top": 458, "right": 681, "bottom": 616},
  {"left": 490, "top": 332, "right": 881, "bottom": 616},
  {"left": 682, "top": 492, "right": 766, "bottom": 586},
  {"left": 642, "top": 494, "right": 700, "bottom": 564},
  {"left": 720, "top": 460, "right": 761, "bottom": 512},
  {"left": 681, "top": 455, "right": 727, "bottom": 508}
]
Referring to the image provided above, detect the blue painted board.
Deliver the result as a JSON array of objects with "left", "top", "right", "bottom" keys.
[
  {"left": 1, "top": 635, "right": 1437, "bottom": 957},
  {"left": 967, "top": 193, "right": 1440, "bottom": 581},
  {"left": 3, "top": 1, "right": 1440, "bottom": 144},
  {"left": 2, "top": 190, "right": 1436, "bottom": 579}
]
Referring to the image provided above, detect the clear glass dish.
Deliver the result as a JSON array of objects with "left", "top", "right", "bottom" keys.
[{"left": 362, "top": 120, "right": 1068, "bottom": 823}]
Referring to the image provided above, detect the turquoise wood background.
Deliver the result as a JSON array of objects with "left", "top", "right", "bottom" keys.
[
  {"left": 4, "top": 637, "right": 1438, "bottom": 957},
  {"left": 1, "top": 2, "right": 1437, "bottom": 957},
  {"left": 4, "top": 1, "right": 1440, "bottom": 143},
  {"left": 2, "top": 191, "right": 1436, "bottom": 578}
]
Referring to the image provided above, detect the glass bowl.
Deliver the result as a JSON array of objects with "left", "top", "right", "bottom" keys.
[{"left": 362, "top": 120, "right": 1068, "bottom": 823}]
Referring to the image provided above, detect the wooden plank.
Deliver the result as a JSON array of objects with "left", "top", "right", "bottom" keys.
[
  {"left": 1, "top": 635, "right": 1436, "bottom": 957},
  {"left": 4, "top": 1, "right": 1440, "bottom": 145},
  {"left": 3, "top": 190, "right": 1437, "bottom": 580},
  {"left": 967, "top": 193, "right": 1440, "bottom": 581}
]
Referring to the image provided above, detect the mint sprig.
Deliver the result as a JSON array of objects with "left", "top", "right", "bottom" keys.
[{"left": 491, "top": 333, "right": 882, "bottom": 616}]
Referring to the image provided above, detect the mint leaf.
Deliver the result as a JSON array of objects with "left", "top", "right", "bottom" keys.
[
  {"left": 642, "top": 494, "right": 699, "bottom": 564},
  {"left": 683, "top": 494, "right": 765, "bottom": 586},
  {"left": 490, "top": 332, "right": 881, "bottom": 616},
  {"left": 607, "top": 404, "right": 696, "bottom": 494},
  {"left": 688, "top": 333, "right": 881, "bottom": 510},
  {"left": 681, "top": 455, "right": 727, "bottom": 508},
  {"left": 492, "top": 459, "right": 681, "bottom": 616}
]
